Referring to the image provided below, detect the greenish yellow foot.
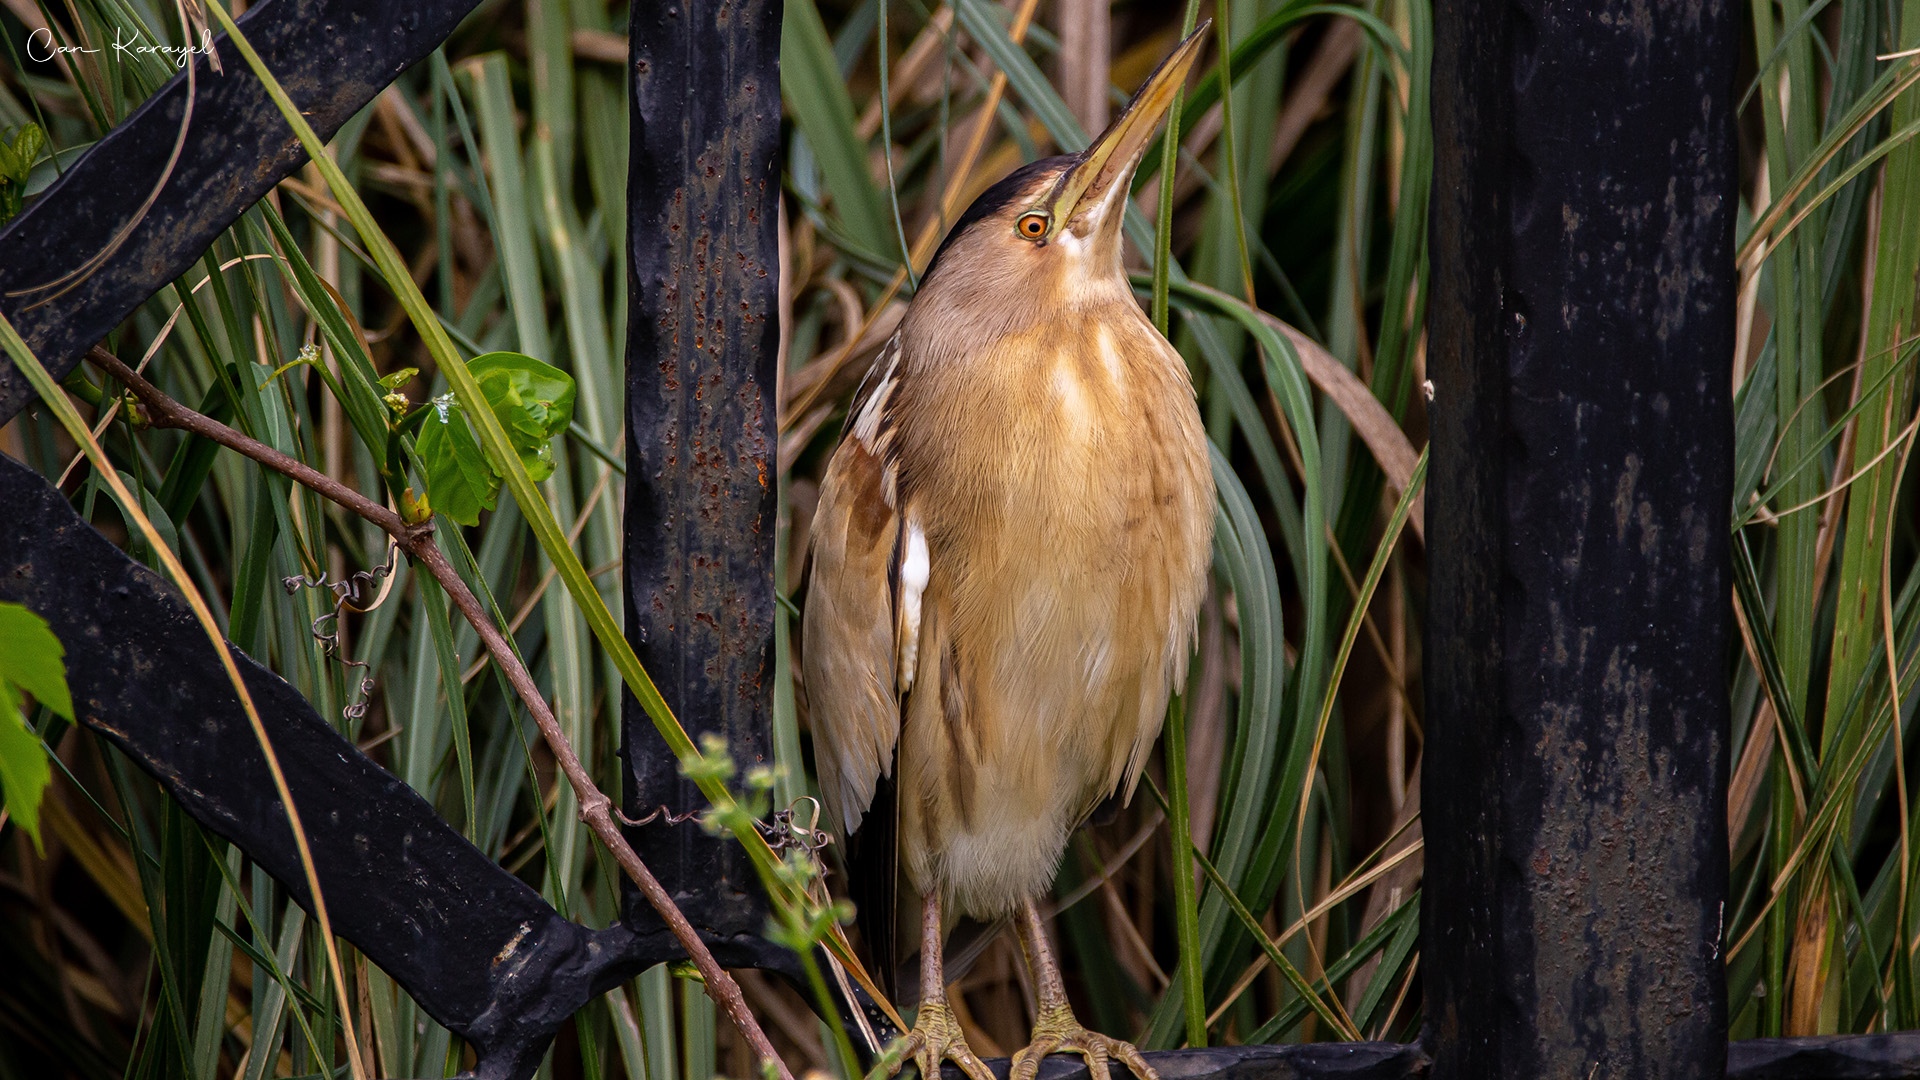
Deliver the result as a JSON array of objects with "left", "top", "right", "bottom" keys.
[
  {"left": 1008, "top": 1003, "right": 1160, "bottom": 1080},
  {"left": 867, "top": 999, "right": 996, "bottom": 1080}
]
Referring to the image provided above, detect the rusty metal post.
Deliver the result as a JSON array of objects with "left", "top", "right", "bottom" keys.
[
  {"left": 1423, "top": 1, "right": 1737, "bottom": 1078},
  {"left": 619, "top": 0, "right": 789, "bottom": 968}
]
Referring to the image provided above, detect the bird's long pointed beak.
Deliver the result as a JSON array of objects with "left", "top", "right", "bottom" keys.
[{"left": 1051, "top": 22, "right": 1209, "bottom": 233}]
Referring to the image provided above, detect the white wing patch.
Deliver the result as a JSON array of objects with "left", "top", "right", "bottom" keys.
[
  {"left": 896, "top": 520, "right": 930, "bottom": 692},
  {"left": 851, "top": 371, "right": 891, "bottom": 447},
  {"left": 850, "top": 336, "right": 899, "bottom": 445},
  {"left": 849, "top": 334, "right": 904, "bottom": 507}
]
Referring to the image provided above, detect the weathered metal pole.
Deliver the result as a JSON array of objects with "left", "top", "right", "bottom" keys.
[
  {"left": 1424, "top": 3, "right": 1737, "bottom": 1078},
  {"left": 620, "top": 0, "right": 788, "bottom": 968}
]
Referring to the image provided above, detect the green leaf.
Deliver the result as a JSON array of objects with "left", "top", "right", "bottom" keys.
[
  {"left": 378, "top": 367, "right": 419, "bottom": 391},
  {"left": 0, "top": 602, "right": 72, "bottom": 719},
  {"left": 0, "top": 125, "right": 44, "bottom": 211},
  {"left": 0, "top": 601, "right": 72, "bottom": 852},
  {"left": 416, "top": 353, "right": 575, "bottom": 520},
  {"left": 0, "top": 683, "right": 50, "bottom": 851},
  {"left": 111, "top": 470, "right": 180, "bottom": 567},
  {"left": 469, "top": 351, "right": 576, "bottom": 483},
  {"left": 9, "top": 124, "right": 44, "bottom": 179},
  {"left": 418, "top": 395, "right": 500, "bottom": 526}
]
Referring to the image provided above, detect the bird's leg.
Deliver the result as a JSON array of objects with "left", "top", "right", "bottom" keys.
[
  {"left": 1009, "top": 898, "right": 1160, "bottom": 1080},
  {"left": 870, "top": 891, "right": 995, "bottom": 1080}
]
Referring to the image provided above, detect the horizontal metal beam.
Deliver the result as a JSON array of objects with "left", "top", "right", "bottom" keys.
[
  {"left": 0, "top": 0, "right": 483, "bottom": 425},
  {"left": 1729, "top": 1032, "right": 1920, "bottom": 1080},
  {"left": 0, "top": 453, "right": 660, "bottom": 1080},
  {"left": 945, "top": 1044, "right": 1431, "bottom": 1080},
  {"left": 938, "top": 1033, "right": 1920, "bottom": 1080}
]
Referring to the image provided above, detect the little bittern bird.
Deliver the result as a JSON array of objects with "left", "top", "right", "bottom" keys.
[{"left": 803, "top": 27, "right": 1214, "bottom": 1080}]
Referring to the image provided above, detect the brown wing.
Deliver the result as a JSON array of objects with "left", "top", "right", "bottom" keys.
[
  {"left": 803, "top": 437, "right": 906, "bottom": 837},
  {"left": 803, "top": 334, "right": 914, "bottom": 838},
  {"left": 802, "top": 335, "right": 919, "bottom": 998}
]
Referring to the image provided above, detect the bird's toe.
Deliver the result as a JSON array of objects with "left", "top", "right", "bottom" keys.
[
  {"left": 1012, "top": 1004, "right": 1158, "bottom": 1080},
  {"left": 1106, "top": 1038, "right": 1158, "bottom": 1080},
  {"left": 1008, "top": 1035, "right": 1061, "bottom": 1080},
  {"left": 868, "top": 999, "right": 993, "bottom": 1080},
  {"left": 942, "top": 1035, "right": 996, "bottom": 1080}
]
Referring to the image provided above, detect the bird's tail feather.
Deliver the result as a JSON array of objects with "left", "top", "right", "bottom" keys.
[{"left": 847, "top": 769, "right": 899, "bottom": 1005}]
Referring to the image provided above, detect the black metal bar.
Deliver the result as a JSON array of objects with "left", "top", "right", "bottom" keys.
[
  {"left": 1423, "top": 2, "right": 1738, "bottom": 1079},
  {"left": 964, "top": 1034, "right": 1920, "bottom": 1079},
  {"left": 0, "top": 454, "right": 656, "bottom": 1080},
  {"left": 1729, "top": 1032, "right": 1920, "bottom": 1079},
  {"left": 619, "top": 0, "right": 790, "bottom": 973},
  {"left": 0, "top": 0, "right": 483, "bottom": 426},
  {"left": 948, "top": 1044, "right": 1432, "bottom": 1080}
]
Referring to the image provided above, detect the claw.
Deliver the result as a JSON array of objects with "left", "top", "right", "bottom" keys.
[
  {"left": 1009, "top": 1003, "right": 1159, "bottom": 1080},
  {"left": 866, "top": 999, "right": 996, "bottom": 1080}
]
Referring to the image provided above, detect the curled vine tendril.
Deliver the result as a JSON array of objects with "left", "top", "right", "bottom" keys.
[
  {"left": 616, "top": 805, "right": 705, "bottom": 828},
  {"left": 283, "top": 544, "right": 398, "bottom": 724},
  {"left": 763, "top": 796, "right": 833, "bottom": 854},
  {"left": 617, "top": 796, "right": 834, "bottom": 854}
]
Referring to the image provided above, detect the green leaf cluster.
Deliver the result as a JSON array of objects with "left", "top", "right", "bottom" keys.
[
  {"left": 471, "top": 352, "right": 575, "bottom": 481},
  {"left": 0, "top": 123, "right": 46, "bottom": 225},
  {"left": 0, "top": 601, "right": 73, "bottom": 852},
  {"left": 416, "top": 351, "right": 576, "bottom": 525}
]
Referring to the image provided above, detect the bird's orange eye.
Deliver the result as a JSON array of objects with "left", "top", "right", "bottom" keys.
[{"left": 1017, "top": 213, "right": 1050, "bottom": 240}]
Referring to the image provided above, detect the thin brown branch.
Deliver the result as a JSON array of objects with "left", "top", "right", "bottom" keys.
[{"left": 87, "top": 347, "right": 794, "bottom": 1080}]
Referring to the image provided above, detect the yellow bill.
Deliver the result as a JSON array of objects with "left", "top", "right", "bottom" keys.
[{"left": 1046, "top": 21, "right": 1211, "bottom": 234}]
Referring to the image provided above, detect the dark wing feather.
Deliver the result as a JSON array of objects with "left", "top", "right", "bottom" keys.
[{"left": 845, "top": 769, "right": 899, "bottom": 1002}]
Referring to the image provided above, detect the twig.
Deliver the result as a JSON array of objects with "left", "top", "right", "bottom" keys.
[{"left": 87, "top": 347, "right": 795, "bottom": 1080}]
